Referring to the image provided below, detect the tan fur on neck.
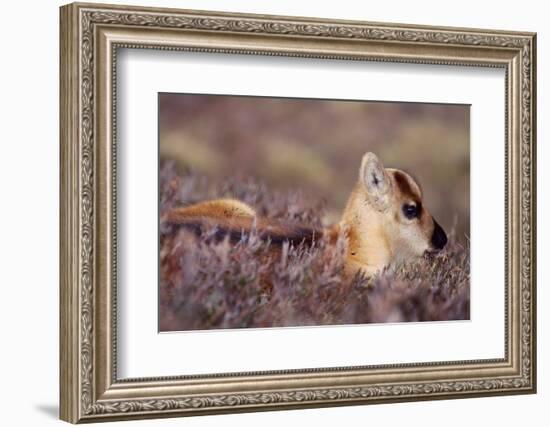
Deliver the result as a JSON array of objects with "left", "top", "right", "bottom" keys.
[{"left": 340, "top": 182, "right": 392, "bottom": 276}]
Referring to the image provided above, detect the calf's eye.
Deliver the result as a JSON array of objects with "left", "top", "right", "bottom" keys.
[{"left": 402, "top": 204, "right": 419, "bottom": 219}]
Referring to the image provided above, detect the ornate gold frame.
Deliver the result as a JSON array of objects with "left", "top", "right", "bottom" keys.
[{"left": 59, "top": 2, "right": 537, "bottom": 423}]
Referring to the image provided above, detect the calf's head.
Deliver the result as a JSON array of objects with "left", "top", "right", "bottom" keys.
[{"left": 358, "top": 152, "right": 447, "bottom": 262}]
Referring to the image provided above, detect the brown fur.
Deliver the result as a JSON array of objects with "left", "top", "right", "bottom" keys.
[
  {"left": 393, "top": 170, "right": 422, "bottom": 205},
  {"left": 166, "top": 198, "right": 257, "bottom": 220},
  {"left": 164, "top": 200, "right": 319, "bottom": 247}
]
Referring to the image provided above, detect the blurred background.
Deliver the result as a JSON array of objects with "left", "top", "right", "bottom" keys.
[{"left": 160, "top": 93, "right": 470, "bottom": 242}]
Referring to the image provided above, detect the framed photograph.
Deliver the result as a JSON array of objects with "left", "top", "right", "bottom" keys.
[{"left": 60, "top": 2, "right": 537, "bottom": 423}]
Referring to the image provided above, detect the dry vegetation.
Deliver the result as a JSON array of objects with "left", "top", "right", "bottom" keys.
[{"left": 160, "top": 162, "right": 470, "bottom": 331}]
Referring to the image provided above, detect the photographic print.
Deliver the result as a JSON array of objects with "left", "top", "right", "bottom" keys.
[{"left": 159, "top": 94, "right": 470, "bottom": 331}]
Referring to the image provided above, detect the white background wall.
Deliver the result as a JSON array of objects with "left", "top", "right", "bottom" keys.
[{"left": 0, "top": 0, "right": 545, "bottom": 425}]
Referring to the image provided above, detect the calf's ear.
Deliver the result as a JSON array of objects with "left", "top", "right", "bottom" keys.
[{"left": 359, "top": 152, "right": 391, "bottom": 211}]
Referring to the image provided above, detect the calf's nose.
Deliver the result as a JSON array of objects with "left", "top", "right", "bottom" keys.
[{"left": 431, "top": 219, "right": 447, "bottom": 250}]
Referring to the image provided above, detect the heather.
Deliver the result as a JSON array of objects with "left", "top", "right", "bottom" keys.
[{"left": 160, "top": 162, "right": 470, "bottom": 331}]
